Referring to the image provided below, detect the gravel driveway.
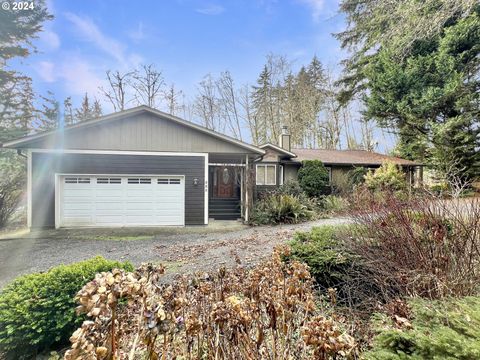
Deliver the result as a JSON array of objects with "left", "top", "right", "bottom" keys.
[{"left": 0, "top": 218, "right": 349, "bottom": 289}]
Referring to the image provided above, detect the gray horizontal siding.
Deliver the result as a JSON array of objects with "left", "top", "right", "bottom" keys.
[
  {"left": 24, "top": 113, "right": 252, "bottom": 154},
  {"left": 31, "top": 153, "right": 205, "bottom": 228}
]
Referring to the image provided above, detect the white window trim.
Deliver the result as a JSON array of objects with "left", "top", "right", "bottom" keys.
[
  {"left": 279, "top": 165, "right": 284, "bottom": 186},
  {"left": 326, "top": 167, "right": 332, "bottom": 185},
  {"left": 256, "top": 164, "right": 277, "bottom": 186}
]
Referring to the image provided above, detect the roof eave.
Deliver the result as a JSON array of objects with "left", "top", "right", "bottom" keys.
[
  {"left": 259, "top": 143, "right": 297, "bottom": 158},
  {"left": 289, "top": 159, "right": 421, "bottom": 167}
]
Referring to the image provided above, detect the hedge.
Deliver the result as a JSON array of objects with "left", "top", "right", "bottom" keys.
[{"left": 0, "top": 256, "right": 133, "bottom": 359}]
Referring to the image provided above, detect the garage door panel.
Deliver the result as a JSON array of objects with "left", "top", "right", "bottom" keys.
[
  {"left": 125, "top": 203, "right": 155, "bottom": 211},
  {"left": 156, "top": 204, "right": 183, "bottom": 212},
  {"left": 95, "top": 203, "right": 123, "bottom": 210},
  {"left": 62, "top": 217, "right": 94, "bottom": 225},
  {"left": 96, "top": 190, "right": 123, "bottom": 197},
  {"left": 60, "top": 175, "right": 185, "bottom": 227},
  {"left": 63, "top": 190, "right": 94, "bottom": 198},
  {"left": 63, "top": 202, "right": 93, "bottom": 210},
  {"left": 95, "top": 216, "right": 124, "bottom": 224}
]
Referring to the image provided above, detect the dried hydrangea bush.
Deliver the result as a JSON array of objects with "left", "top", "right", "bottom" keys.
[{"left": 65, "top": 246, "right": 355, "bottom": 359}]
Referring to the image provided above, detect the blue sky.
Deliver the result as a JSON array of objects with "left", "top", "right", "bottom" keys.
[
  {"left": 14, "top": 0, "right": 395, "bottom": 151},
  {"left": 18, "top": 0, "right": 345, "bottom": 107}
]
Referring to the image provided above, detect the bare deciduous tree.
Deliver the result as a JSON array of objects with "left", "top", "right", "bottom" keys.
[
  {"left": 131, "top": 64, "right": 165, "bottom": 109},
  {"left": 100, "top": 70, "right": 133, "bottom": 111},
  {"left": 216, "top": 71, "right": 242, "bottom": 140},
  {"left": 193, "top": 74, "right": 223, "bottom": 132},
  {"left": 238, "top": 84, "right": 260, "bottom": 144}
]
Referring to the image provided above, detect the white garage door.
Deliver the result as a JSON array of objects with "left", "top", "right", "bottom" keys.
[{"left": 58, "top": 175, "right": 185, "bottom": 227}]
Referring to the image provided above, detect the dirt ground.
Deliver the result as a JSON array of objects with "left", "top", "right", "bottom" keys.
[{"left": 0, "top": 217, "right": 350, "bottom": 288}]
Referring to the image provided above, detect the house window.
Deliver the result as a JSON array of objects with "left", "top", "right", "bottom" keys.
[
  {"left": 279, "top": 165, "right": 284, "bottom": 186},
  {"left": 65, "top": 177, "right": 90, "bottom": 184},
  {"left": 256, "top": 164, "right": 276, "bottom": 185},
  {"left": 326, "top": 167, "right": 332, "bottom": 185},
  {"left": 97, "top": 178, "right": 121, "bottom": 184}
]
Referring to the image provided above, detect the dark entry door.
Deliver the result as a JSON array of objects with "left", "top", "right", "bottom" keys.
[{"left": 216, "top": 167, "right": 234, "bottom": 198}]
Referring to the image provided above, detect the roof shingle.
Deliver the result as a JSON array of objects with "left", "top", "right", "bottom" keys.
[{"left": 291, "top": 149, "right": 419, "bottom": 166}]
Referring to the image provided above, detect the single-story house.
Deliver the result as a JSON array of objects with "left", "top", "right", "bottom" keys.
[{"left": 1, "top": 106, "right": 421, "bottom": 228}]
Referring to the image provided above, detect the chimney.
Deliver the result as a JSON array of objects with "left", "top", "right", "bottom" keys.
[{"left": 279, "top": 125, "right": 291, "bottom": 152}]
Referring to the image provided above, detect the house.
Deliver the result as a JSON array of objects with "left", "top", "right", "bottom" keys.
[
  {"left": 1, "top": 106, "right": 421, "bottom": 229},
  {"left": 258, "top": 127, "right": 421, "bottom": 193}
]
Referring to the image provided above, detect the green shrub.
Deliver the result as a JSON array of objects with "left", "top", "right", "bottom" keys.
[
  {"left": 348, "top": 166, "right": 368, "bottom": 187},
  {"left": 321, "top": 195, "right": 349, "bottom": 214},
  {"left": 0, "top": 256, "right": 133, "bottom": 359},
  {"left": 365, "top": 296, "right": 480, "bottom": 359},
  {"left": 428, "top": 182, "right": 449, "bottom": 196},
  {"left": 298, "top": 160, "right": 330, "bottom": 197},
  {"left": 274, "top": 180, "right": 305, "bottom": 197},
  {"left": 250, "top": 194, "right": 314, "bottom": 225},
  {"left": 287, "top": 226, "right": 384, "bottom": 308},
  {"left": 364, "top": 161, "right": 406, "bottom": 192},
  {"left": 288, "top": 226, "right": 351, "bottom": 289}
]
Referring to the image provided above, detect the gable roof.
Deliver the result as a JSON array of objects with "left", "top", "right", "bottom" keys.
[
  {"left": 259, "top": 143, "right": 297, "bottom": 158},
  {"left": 291, "top": 149, "right": 419, "bottom": 166},
  {"left": 1, "top": 106, "right": 265, "bottom": 155}
]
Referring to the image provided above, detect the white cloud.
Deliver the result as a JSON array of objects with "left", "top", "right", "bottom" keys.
[
  {"left": 299, "top": 0, "right": 325, "bottom": 21},
  {"left": 37, "top": 61, "right": 56, "bottom": 82},
  {"left": 39, "top": 29, "right": 60, "bottom": 50},
  {"left": 196, "top": 4, "right": 225, "bottom": 15},
  {"left": 65, "top": 12, "right": 142, "bottom": 68},
  {"left": 59, "top": 57, "right": 105, "bottom": 97},
  {"left": 128, "top": 22, "right": 145, "bottom": 42}
]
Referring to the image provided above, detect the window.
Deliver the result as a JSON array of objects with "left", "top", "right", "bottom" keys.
[
  {"left": 256, "top": 164, "right": 276, "bottom": 185},
  {"left": 65, "top": 177, "right": 90, "bottom": 184},
  {"left": 128, "top": 178, "right": 151, "bottom": 184},
  {"left": 157, "top": 178, "right": 181, "bottom": 184},
  {"left": 97, "top": 178, "right": 121, "bottom": 184},
  {"left": 279, "top": 165, "right": 284, "bottom": 186},
  {"left": 326, "top": 167, "right": 332, "bottom": 185}
]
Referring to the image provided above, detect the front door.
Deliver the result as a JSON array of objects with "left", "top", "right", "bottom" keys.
[{"left": 216, "top": 167, "right": 234, "bottom": 198}]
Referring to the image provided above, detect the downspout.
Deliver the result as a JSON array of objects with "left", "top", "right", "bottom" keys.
[
  {"left": 245, "top": 155, "right": 249, "bottom": 223},
  {"left": 17, "top": 149, "right": 28, "bottom": 158}
]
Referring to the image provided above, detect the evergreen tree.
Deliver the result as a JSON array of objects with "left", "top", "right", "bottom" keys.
[
  {"left": 0, "top": 0, "right": 52, "bottom": 141},
  {"left": 91, "top": 99, "right": 103, "bottom": 118},
  {"left": 63, "top": 97, "right": 74, "bottom": 126},
  {"left": 337, "top": 0, "right": 480, "bottom": 181},
  {"left": 0, "top": 0, "right": 51, "bottom": 228},
  {"left": 251, "top": 65, "right": 271, "bottom": 144},
  {"left": 38, "top": 91, "right": 60, "bottom": 131},
  {"left": 75, "top": 93, "right": 91, "bottom": 122},
  {"left": 363, "top": 9, "right": 480, "bottom": 180}
]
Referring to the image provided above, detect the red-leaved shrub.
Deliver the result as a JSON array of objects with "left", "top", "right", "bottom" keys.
[{"left": 348, "top": 195, "right": 480, "bottom": 299}]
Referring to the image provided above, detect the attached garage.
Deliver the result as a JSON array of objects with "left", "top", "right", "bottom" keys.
[
  {"left": 29, "top": 151, "right": 207, "bottom": 228},
  {"left": 58, "top": 175, "right": 185, "bottom": 227},
  {"left": 1, "top": 106, "right": 265, "bottom": 228}
]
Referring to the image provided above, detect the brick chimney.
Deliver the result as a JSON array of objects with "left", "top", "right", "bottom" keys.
[{"left": 279, "top": 125, "right": 291, "bottom": 152}]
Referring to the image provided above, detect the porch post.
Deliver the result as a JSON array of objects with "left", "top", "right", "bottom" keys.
[
  {"left": 245, "top": 155, "right": 249, "bottom": 222},
  {"left": 240, "top": 166, "right": 244, "bottom": 216}
]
